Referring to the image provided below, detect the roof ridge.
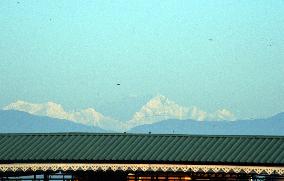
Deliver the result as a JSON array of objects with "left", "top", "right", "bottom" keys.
[{"left": 0, "top": 132, "right": 283, "bottom": 139}]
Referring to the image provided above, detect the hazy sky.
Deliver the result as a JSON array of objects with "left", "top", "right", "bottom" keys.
[{"left": 1, "top": 0, "right": 284, "bottom": 119}]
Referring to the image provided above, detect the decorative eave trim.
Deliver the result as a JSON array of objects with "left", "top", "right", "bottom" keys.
[{"left": 0, "top": 163, "right": 283, "bottom": 175}]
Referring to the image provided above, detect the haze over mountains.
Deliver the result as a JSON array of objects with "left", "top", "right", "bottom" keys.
[
  {"left": 127, "top": 95, "right": 235, "bottom": 128},
  {"left": 3, "top": 100, "right": 125, "bottom": 131},
  {"left": 3, "top": 95, "right": 235, "bottom": 131},
  {"left": 1, "top": 109, "right": 283, "bottom": 135},
  {"left": 0, "top": 110, "right": 105, "bottom": 133},
  {"left": 130, "top": 112, "right": 284, "bottom": 135},
  {"left": 1, "top": 95, "right": 283, "bottom": 135}
]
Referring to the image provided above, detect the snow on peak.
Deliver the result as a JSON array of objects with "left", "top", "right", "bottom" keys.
[
  {"left": 4, "top": 100, "right": 67, "bottom": 119},
  {"left": 127, "top": 95, "right": 190, "bottom": 128},
  {"left": 3, "top": 96, "right": 235, "bottom": 131},
  {"left": 127, "top": 95, "right": 235, "bottom": 128},
  {"left": 3, "top": 100, "right": 125, "bottom": 131}
]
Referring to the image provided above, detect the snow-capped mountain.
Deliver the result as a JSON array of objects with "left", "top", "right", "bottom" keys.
[
  {"left": 0, "top": 110, "right": 106, "bottom": 133},
  {"left": 127, "top": 95, "right": 235, "bottom": 128},
  {"left": 3, "top": 100, "right": 126, "bottom": 131},
  {"left": 3, "top": 95, "right": 235, "bottom": 131}
]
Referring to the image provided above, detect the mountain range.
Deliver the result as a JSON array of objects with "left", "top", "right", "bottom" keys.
[
  {"left": 0, "top": 110, "right": 105, "bottom": 133},
  {"left": 0, "top": 109, "right": 283, "bottom": 135},
  {"left": 130, "top": 112, "right": 284, "bottom": 135},
  {"left": 2, "top": 95, "right": 235, "bottom": 131},
  {"left": 1, "top": 95, "right": 283, "bottom": 135}
]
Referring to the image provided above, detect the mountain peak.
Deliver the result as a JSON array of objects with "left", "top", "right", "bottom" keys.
[
  {"left": 46, "top": 101, "right": 61, "bottom": 107},
  {"left": 3, "top": 100, "right": 125, "bottom": 131},
  {"left": 127, "top": 95, "right": 190, "bottom": 128},
  {"left": 3, "top": 97, "right": 236, "bottom": 132},
  {"left": 151, "top": 94, "right": 168, "bottom": 101},
  {"left": 146, "top": 95, "right": 176, "bottom": 109},
  {"left": 127, "top": 95, "right": 236, "bottom": 128},
  {"left": 3, "top": 100, "right": 27, "bottom": 108}
]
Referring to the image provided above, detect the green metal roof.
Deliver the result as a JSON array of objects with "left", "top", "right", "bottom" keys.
[{"left": 0, "top": 133, "right": 283, "bottom": 166}]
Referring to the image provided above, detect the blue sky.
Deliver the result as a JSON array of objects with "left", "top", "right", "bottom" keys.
[{"left": 1, "top": 0, "right": 284, "bottom": 119}]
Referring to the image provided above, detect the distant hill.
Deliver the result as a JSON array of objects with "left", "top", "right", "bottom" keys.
[
  {"left": 130, "top": 112, "right": 284, "bottom": 135},
  {"left": 0, "top": 110, "right": 105, "bottom": 133},
  {"left": 1, "top": 109, "right": 284, "bottom": 135}
]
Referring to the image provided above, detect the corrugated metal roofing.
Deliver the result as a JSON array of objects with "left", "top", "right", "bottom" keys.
[{"left": 0, "top": 133, "right": 283, "bottom": 166}]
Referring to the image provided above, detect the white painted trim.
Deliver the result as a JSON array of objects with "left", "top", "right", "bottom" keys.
[{"left": 0, "top": 163, "right": 283, "bottom": 175}]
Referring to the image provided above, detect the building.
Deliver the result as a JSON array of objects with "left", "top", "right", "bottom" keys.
[{"left": 0, "top": 133, "right": 283, "bottom": 181}]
